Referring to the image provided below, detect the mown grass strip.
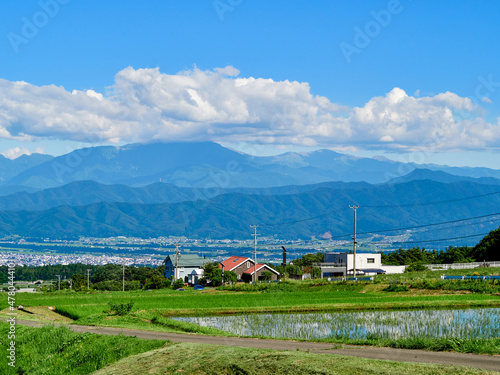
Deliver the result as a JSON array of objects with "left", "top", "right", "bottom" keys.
[{"left": 93, "top": 341, "right": 496, "bottom": 375}]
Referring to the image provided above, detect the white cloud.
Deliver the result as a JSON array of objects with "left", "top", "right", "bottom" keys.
[
  {"left": 1, "top": 146, "right": 45, "bottom": 159},
  {"left": 0, "top": 66, "right": 499, "bottom": 152}
]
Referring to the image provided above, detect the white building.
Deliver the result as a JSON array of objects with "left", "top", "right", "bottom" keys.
[
  {"left": 163, "top": 253, "right": 205, "bottom": 282},
  {"left": 320, "top": 252, "right": 405, "bottom": 277}
]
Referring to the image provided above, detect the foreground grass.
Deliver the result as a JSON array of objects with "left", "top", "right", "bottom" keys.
[
  {"left": 0, "top": 323, "right": 165, "bottom": 375},
  {"left": 93, "top": 341, "right": 496, "bottom": 375}
]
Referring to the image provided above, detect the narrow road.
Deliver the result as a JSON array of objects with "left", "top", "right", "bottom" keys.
[{"left": 15, "top": 320, "right": 500, "bottom": 372}]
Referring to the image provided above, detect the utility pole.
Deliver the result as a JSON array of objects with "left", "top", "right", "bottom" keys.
[
  {"left": 122, "top": 258, "right": 125, "bottom": 291},
  {"left": 250, "top": 225, "right": 258, "bottom": 283},
  {"left": 55, "top": 275, "right": 61, "bottom": 290},
  {"left": 175, "top": 243, "right": 180, "bottom": 281},
  {"left": 349, "top": 205, "right": 359, "bottom": 279},
  {"left": 221, "top": 264, "right": 225, "bottom": 285},
  {"left": 86, "top": 269, "right": 91, "bottom": 290},
  {"left": 281, "top": 246, "right": 287, "bottom": 278}
]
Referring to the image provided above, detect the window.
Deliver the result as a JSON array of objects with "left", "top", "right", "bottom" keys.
[
  {"left": 246, "top": 261, "right": 250, "bottom": 268},
  {"left": 367, "top": 258, "right": 375, "bottom": 263}
]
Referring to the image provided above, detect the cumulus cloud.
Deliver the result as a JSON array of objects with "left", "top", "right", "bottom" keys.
[
  {"left": 0, "top": 66, "right": 499, "bottom": 152},
  {"left": 1, "top": 146, "right": 45, "bottom": 159}
]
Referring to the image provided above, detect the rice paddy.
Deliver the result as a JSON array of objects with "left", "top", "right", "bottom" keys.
[{"left": 174, "top": 308, "right": 500, "bottom": 341}]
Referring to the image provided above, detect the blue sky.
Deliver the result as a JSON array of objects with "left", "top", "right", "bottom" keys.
[{"left": 0, "top": 0, "right": 499, "bottom": 168}]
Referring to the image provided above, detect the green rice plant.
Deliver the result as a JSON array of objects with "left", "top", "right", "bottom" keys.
[
  {"left": 151, "top": 314, "right": 235, "bottom": 336},
  {"left": 175, "top": 308, "right": 500, "bottom": 346}
]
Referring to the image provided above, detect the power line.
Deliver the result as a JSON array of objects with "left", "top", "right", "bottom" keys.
[
  {"left": 363, "top": 189, "right": 500, "bottom": 208},
  {"left": 364, "top": 232, "right": 489, "bottom": 247},
  {"left": 256, "top": 189, "right": 500, "bottom": 228},
  {"left": 353, "top": 212, "right": 500, "bottom": 238}
]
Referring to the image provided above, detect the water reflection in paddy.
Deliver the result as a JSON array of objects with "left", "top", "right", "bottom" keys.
[{"left": 174, "top": 308, "right": 500, "bottom": 340}]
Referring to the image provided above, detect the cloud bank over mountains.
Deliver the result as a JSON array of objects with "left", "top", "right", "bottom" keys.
[{"left": 0, "top": 66, "right": 498, "bottom": 152}]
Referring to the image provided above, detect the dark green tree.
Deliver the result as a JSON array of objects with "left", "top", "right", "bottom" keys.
[
  {"left": 472, "top": 227, "right": 500, "bottom": 261},
  {"left": 260, "top": 271, "right": 273, "bottom": 281},
  {"left": 223, "top": 270, "right": 237, "bottom": 284},
  {"left": 71, "top": 273, "right": 86, "bottom": 291},
  {"left": 201, "top": 262, "right": 223, "bottom": 286},
  {"left": 293, "top": 253, "right": 324, "bottom": 268},
  {"left": 144, "top": 274, "right": 170, "bottom": 289}
]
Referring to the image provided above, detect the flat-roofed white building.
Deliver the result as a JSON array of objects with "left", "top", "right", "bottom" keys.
[{"left": 320, "top": 252, "right": 405, "bottom": 277}]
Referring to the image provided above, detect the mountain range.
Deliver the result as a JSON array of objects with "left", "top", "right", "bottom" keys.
[
  {"left": 3, "top": 142, "right": 500, "bottom": 192},
  {"left": 0, "top": 142, "right": 499, "bottom": 242}
]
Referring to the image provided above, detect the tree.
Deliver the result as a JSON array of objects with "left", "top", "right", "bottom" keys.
[
  {"left": 404, "top": 262, "right": 428, "bottom": 272},
  {"left": 285, "top": 264, "right": 303, "bottom": 277},
  {"left": 223, "top": 270, "right": 237, "bottom": 284},
  {"left": 261, "top": 271, "right": 273, "bottom": 281},
  {"left": 472, "top": 227, "right": 500, "bottom": 261},
  {"left": 201, "top": 262, "right": 222, "bottom": 286},
  {"left": 311, "top": 267, "right": 321, "bottom": 279},
  {"left": 144, "top": 274, "right": 170, "bottom": 289},
  {"left": 293, "top": 253, "right": 324, "bottom": 268},
  {"left": 71, "top": 273, "right": 86, "bottom": 291}
]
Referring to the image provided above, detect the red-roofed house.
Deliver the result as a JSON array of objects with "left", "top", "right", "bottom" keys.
[
  {"left": 242, "top": 263, "right": 280, "bottom": 282},
  {"left": 219, "top": 256, "right": 255, "bottom": 281}
]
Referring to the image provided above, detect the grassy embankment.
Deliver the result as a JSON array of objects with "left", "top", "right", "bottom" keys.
[
  {"left": 0, "top": 323, "right": 165, "bottom": 375},
  {"left": 0, "top": 323, "right": 495, "bottom": 375}
]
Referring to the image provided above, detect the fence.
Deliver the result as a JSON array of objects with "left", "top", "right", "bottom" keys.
[{"left": 425, "top": 261, "right": 500, "bottom": 271}]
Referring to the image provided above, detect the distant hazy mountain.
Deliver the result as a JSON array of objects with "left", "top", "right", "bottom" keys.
[
  {"left": 387, "top": 169, "right": 500, "bottom": 185},
  {"left": 0, "top": 180, "right": 372, "bottom": 211},
  {"left": 0, "top": 153, "right": 53, "bottom": 184},
  {"left": 2, "top": 142, "right": 500, "bottom": 190},
  {"left": 0, "top": 179, "right": 498, "bottom": 241}
]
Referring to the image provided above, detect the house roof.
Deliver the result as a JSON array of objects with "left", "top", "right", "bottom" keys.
[
  {"left": 219, "top": 256, "right": 254, "bottom": 271},
  {"left": 243, "top": 264, "right": 280, "bottom": 275},
  {"left": 164, "top": 253, "right": 204, "bottom": 267}
]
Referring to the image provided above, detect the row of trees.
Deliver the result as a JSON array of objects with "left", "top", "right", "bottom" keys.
[{"left": 382, "top": 227, "right": 499, "bottom": 266}]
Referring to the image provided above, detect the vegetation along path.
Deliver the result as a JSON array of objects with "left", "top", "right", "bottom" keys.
[{"left": 15, "top": 319, "right": 500, "bottom": 373}]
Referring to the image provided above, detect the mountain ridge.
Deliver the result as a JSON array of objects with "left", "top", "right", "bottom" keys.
[{"left": 3, "top": 142, "right": 500, "bottom": 190}]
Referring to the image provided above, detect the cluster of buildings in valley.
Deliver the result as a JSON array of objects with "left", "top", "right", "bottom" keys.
[{"left": 0, "top": 252, "right": 163, "bottom": 268}]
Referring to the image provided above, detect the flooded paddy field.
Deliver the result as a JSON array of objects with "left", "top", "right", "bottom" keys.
[{"left": 174, "top": 308, "right": 500, "bottom": 341}]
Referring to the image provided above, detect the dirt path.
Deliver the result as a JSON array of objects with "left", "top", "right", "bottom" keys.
[{"left": 15, "top": 319, "right": 500, "bottom": 372}]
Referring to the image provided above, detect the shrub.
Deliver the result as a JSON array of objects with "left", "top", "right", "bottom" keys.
[
  {"left": 172, "top": 278, "right": 184, "bottom": 289},
  {"left": 107, "top": 300, "right": 134, "bottom": 316},
  {"left": 405, "top": 262, "right": 428, "bottom": 272},
  {"left": 382, "top": 284, "right": 409, "bottom": 292}
]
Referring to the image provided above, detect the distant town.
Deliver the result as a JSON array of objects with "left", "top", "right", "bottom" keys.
[{"left": 0, "top": 235, "right": 401, "bottom": 268}]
